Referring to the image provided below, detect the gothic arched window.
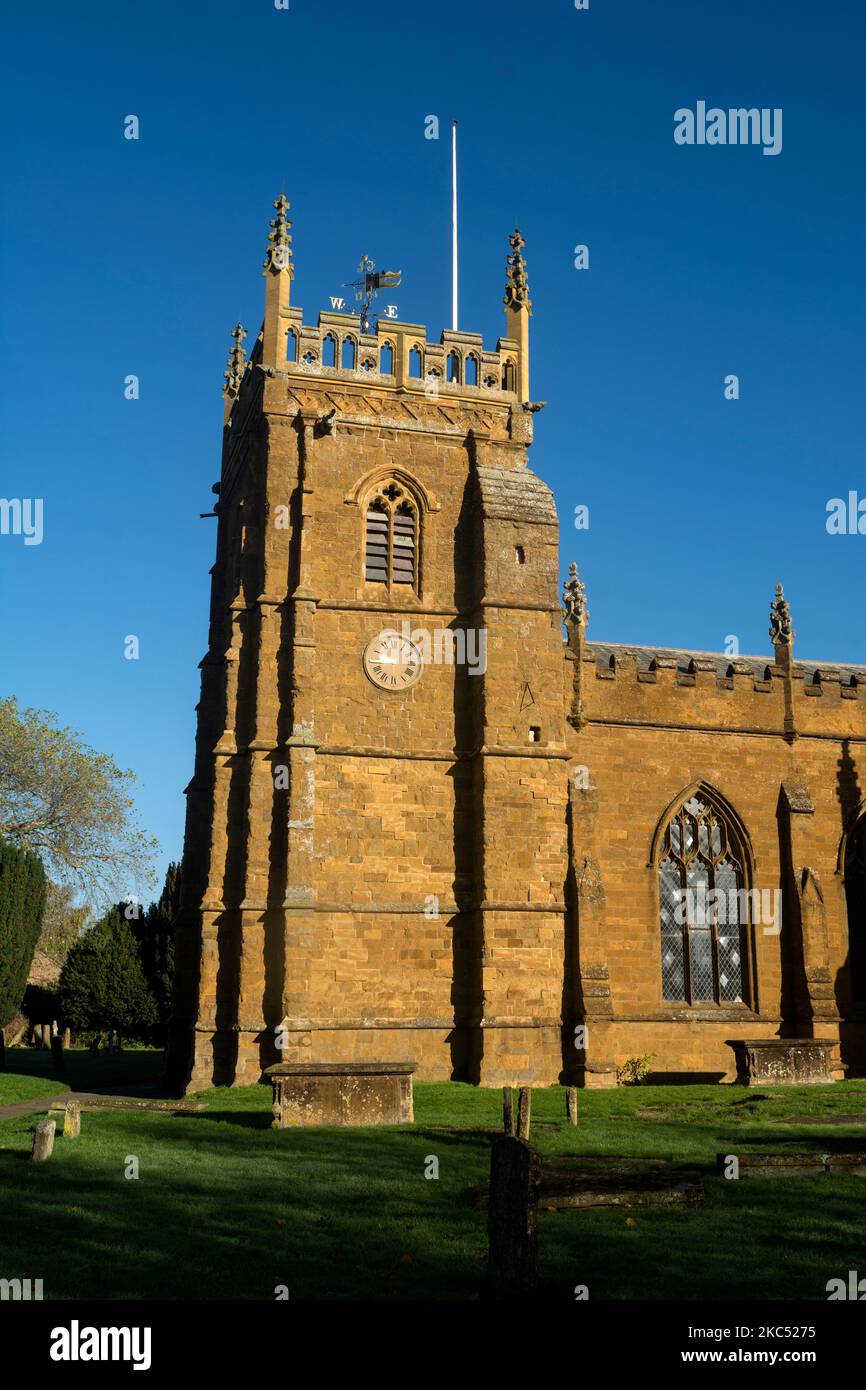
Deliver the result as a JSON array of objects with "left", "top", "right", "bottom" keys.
[
  {"left": 380, "top": 342, "right": 394, "bottom": 375},
  {"left": 322, "top": 334, "right": 337, "bottom": 368},
  {"left": 845, "top": 814, "right": 866, "bottom": 1006},
  {"left": 658, "top": 790, "right": 752, "bottom": 1006},
  {"left": 447, "top": 351, "right": 461, "bottom": 383},
  {"left": 364, "top": 482, "right": 418, "bottom": 590}
]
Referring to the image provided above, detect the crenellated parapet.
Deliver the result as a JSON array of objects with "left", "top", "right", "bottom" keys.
[
  {"left": 247, "top": 308, "right": 525, "bottom": 404},
  {"left": 567, "top": 641, "right": 866, "bottom": 740},
  {"left": 563, "top": 575, "right": 866, "bottom": 741}
]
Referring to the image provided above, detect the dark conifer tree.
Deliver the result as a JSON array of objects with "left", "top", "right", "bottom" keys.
[
  {"left": 0, "top": 839, "right": 47, "bottom": 1068},
  {"left": 58, "top": 906, "right": 158, "bottom": 1043}
]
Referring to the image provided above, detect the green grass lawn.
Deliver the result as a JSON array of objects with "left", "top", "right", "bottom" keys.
[
  {"left": 0, "top": 1070, "right": 65, "bottom": 1105},
  {"left": 1, "top": 1051, "right": 865, "bottom": 1300}
]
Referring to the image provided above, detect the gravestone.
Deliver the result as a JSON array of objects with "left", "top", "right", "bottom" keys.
[
  {"left": 31, "top": 1118, "right": 56, "bottom": 1162},
  {"left": 62, "top": 1100, "right": 80, "bottom": 1138},
  {"left": 502, "top": 1086, "right": 515, "bottom": 1135},
  {"left": 265, "top": 1061, "right": 416, "bottom": 1127},
  {"left": 487, "top": 1136, "right": 541, "bottom": 1298},
  {"left": 517, "top": 1087, "right": 532, "bottom": 1139},
  {"left": 726, "top": 1038, "right": 837, "bottom": 1085}
]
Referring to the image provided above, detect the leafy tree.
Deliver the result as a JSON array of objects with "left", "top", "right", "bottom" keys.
[
  {"left": 0, "top": 839, "right": 47, "bottom": 1067},
  {"left": 0, "top": 697, "right": 157, "bottom": 903},
  {"left": 57, "top": 906, "right": 159, "bottom": 1043},
  {"left": 39, "top": 881, "right": 91, "bottom": 966}
]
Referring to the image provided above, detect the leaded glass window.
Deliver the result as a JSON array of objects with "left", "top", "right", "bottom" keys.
[{"left": 659, "top": 793, "right": 751, "bottom": 1005}]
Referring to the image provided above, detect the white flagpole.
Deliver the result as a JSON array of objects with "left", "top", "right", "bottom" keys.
[{"left": 451, "top": 121, "right": 458, "bottom": 331}]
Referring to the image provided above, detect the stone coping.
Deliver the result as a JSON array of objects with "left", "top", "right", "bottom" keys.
[
  {"left": 264, "top": 1062, "right": 417, "bottom": 1078},
  {"left": 716, "top": 1152, "right": 866, "bottom": 1177},
  {"left": 725, "top": 1039, "right": 837, "bottom": 1049}
]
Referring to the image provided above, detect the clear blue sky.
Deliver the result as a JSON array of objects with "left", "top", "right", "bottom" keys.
[{"left": 1, "top": 0, "right": 864, "bottom": 898}]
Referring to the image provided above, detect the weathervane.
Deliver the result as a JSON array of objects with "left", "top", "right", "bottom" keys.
[{"left": 335, "top": 255, "right": 402, "bottom": 332}]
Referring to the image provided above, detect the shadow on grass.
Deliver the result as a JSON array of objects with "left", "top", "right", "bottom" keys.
[
  {"left": 537, "top": 1175, "right": 865, "bottom": 1301},
  {"left": 3, "top": 1049, "right": 165, "bottom": 1096},
  {"left": 193, "top": 1109, "right": 274, "bottom": 1130},
  {"left": 0, "top": 1115, "right": 497, "bottom": 1300}
]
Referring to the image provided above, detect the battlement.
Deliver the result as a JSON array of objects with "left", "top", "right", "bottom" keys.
[
  {"left": 585, "top": 643, "right": 866, "bottom": 697},
  {"left": 274, "top": 309, "right": 520, "bottom": 401},
  {"left": 560, "top": 565, "right": 866, "bottom": 740},
  {"left": 565, "top": 638, "right": 866, "bottom": 742}
]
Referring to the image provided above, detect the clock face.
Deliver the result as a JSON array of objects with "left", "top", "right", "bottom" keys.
[{"left": 363, "top": 631, "right": 423, "bottom": 691}]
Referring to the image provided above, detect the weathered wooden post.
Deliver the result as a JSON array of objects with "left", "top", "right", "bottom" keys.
[
  {"left": 502, "top": 1086, "right": 515, "bottom": 1135},
  {"left": 31, "top": 1118, "right": 56, "bottom": 1163},
  {"left": 486, "top": 1136, "right": 541, "bottom": 1298},
  {"left": 517, "top": 1086, "right": 532, "bottom": 1140},
  {"left": 566, "top": 1086, "right": 578, "bottom": 1125}
]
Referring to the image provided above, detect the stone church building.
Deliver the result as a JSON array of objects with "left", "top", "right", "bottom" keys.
[{"left": 166, "top": 196, "right": 866, "bottom": 1093}]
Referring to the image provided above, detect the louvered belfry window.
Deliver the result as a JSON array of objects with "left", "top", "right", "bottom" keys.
[
  {"left": 364, "top": 483, "right": 418, "bottom": 590},
  {"left": 364, "top": 499, "right": 390, "bottom": 583}
]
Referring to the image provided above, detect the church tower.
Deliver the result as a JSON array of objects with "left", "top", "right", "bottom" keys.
[{"left": 166, "top": 197, "right": 569, "bottom": 1093}]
